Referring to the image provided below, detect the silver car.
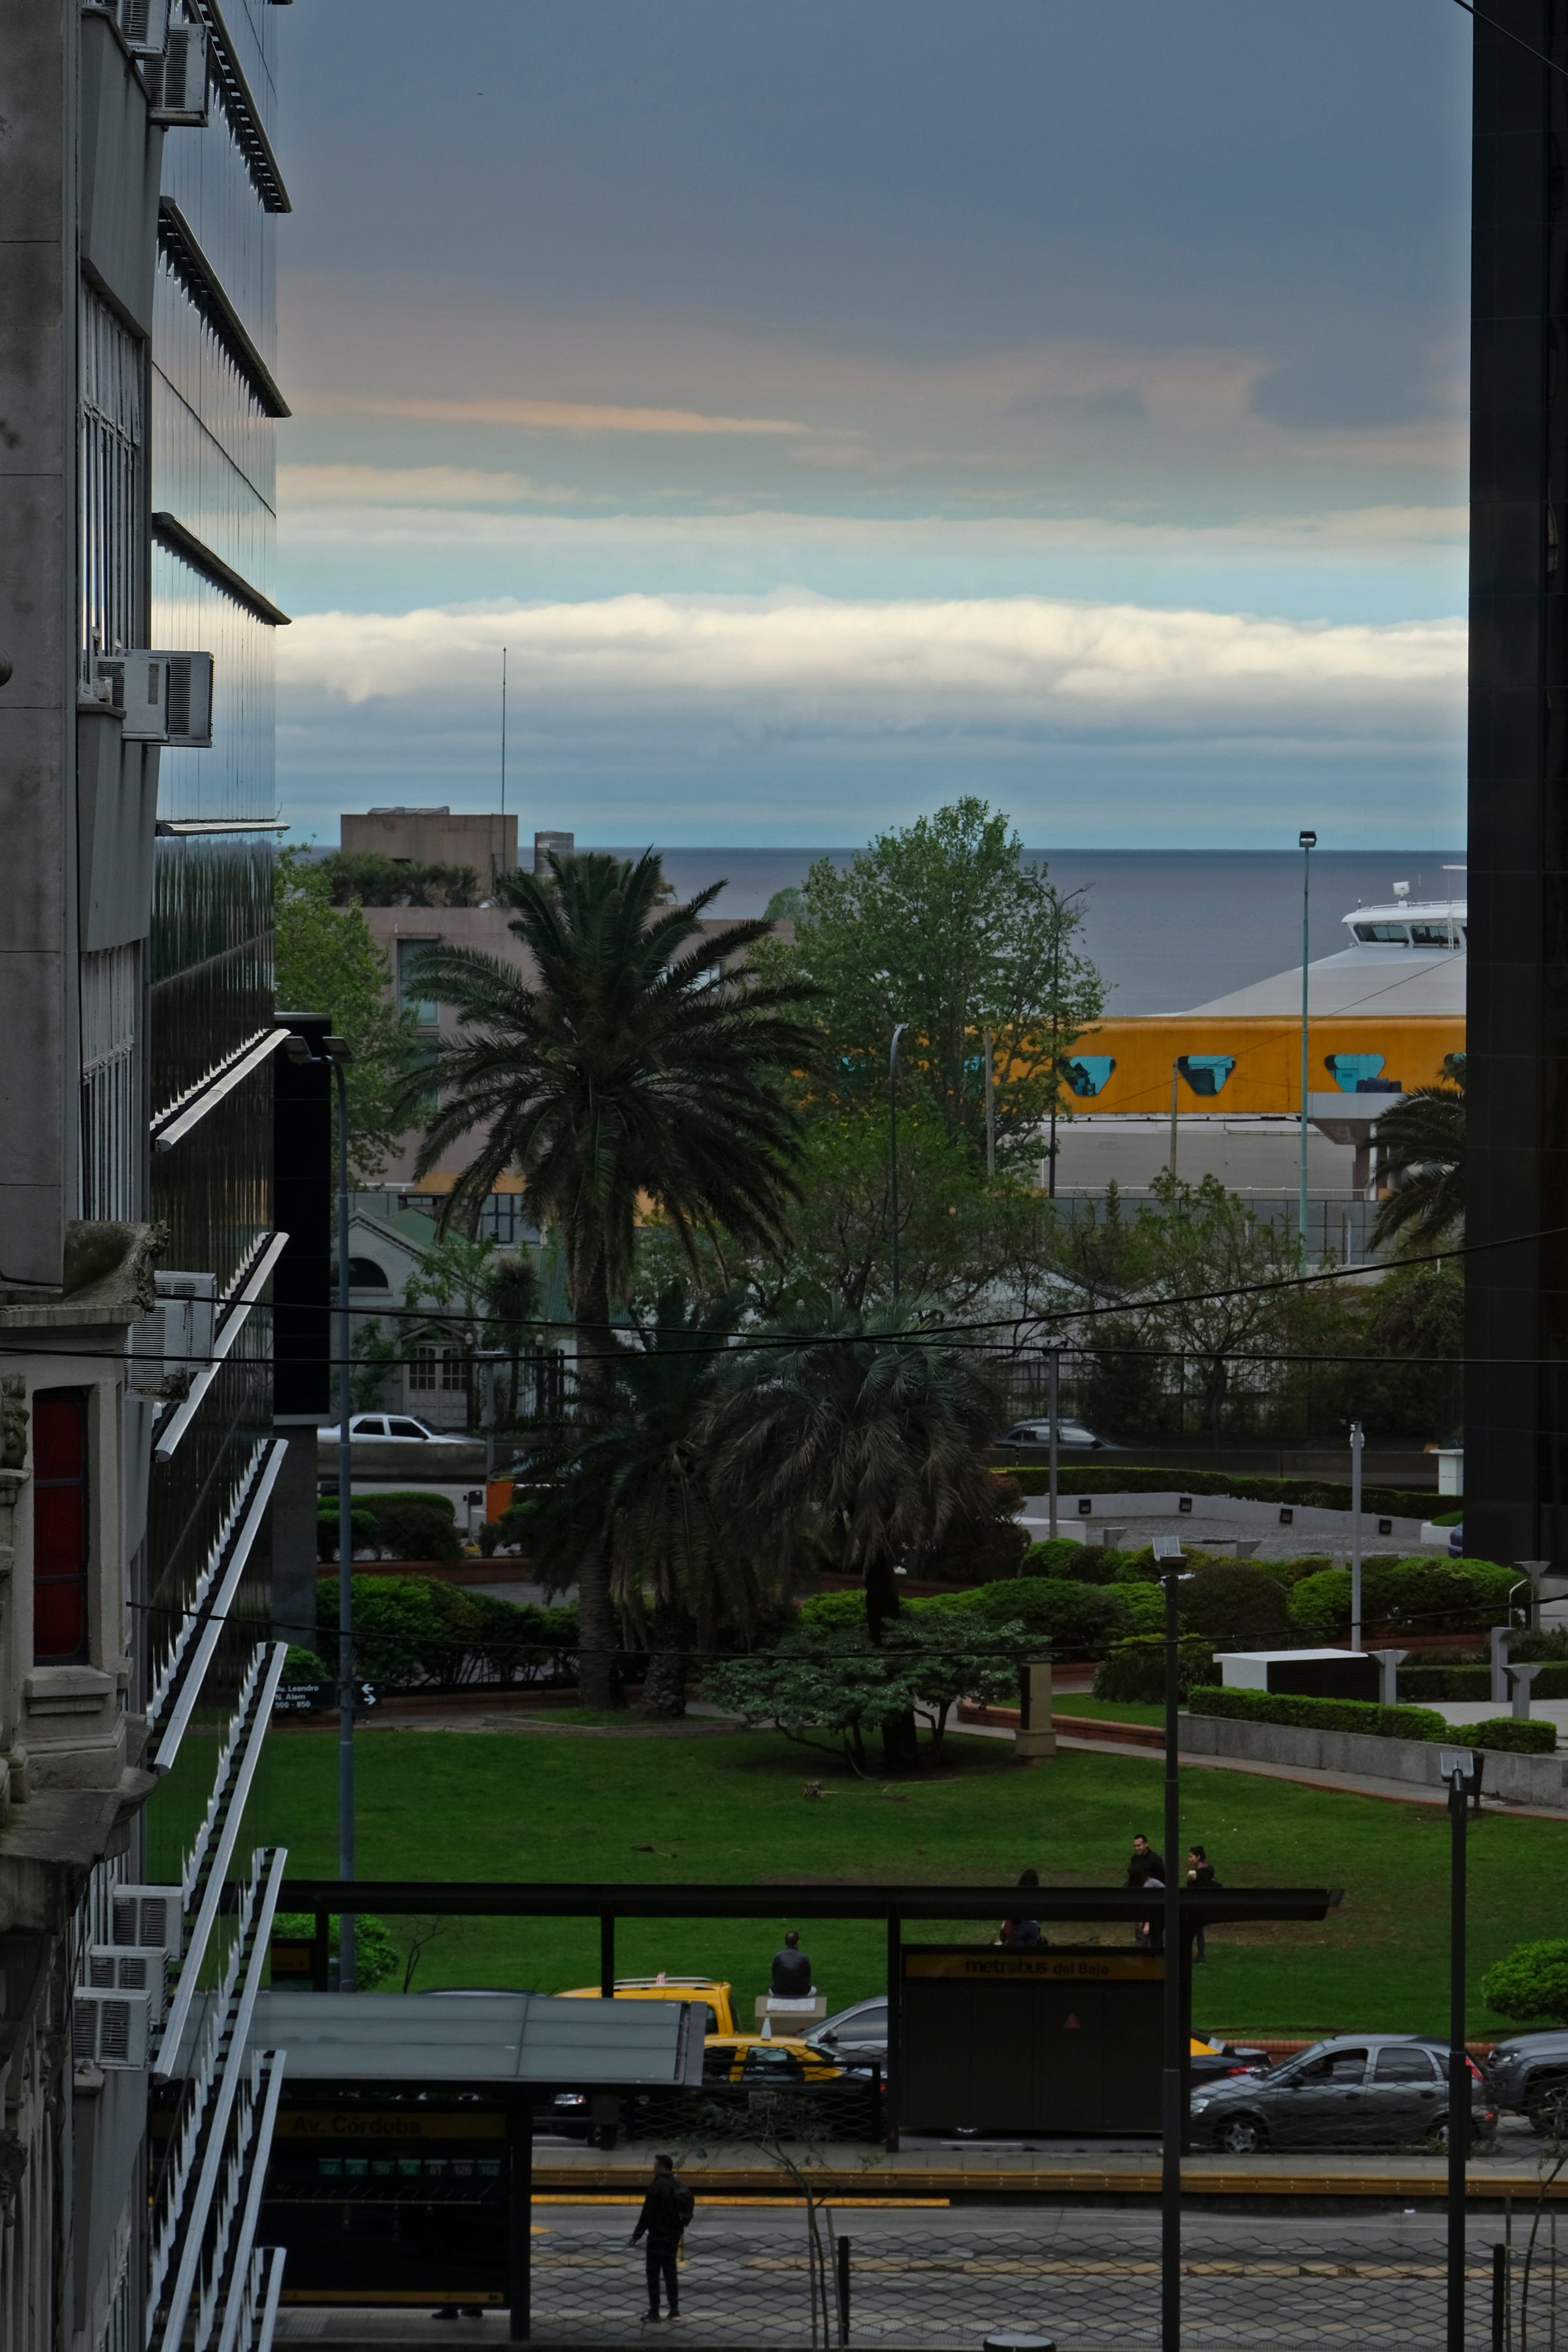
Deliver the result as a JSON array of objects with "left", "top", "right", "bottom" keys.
[
  {"left": 1190, "top": 2034, "right": 1496, "bottom": 2155},
  {"left": 806, "top": 1997, "right": 888, "bottom": 2068}
]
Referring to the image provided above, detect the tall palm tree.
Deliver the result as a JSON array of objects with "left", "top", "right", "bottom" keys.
[
  {"left": 1371, "top": 1052, "right": 1465, "bottom": 1251},
  {"left": 399, "top": 849, "right": 817, "bottom": 1704},
  {"left": 709, "top": 1300, "right": 1009, "bottom": 1763},
  {"left": 521, "top": 1282, "right": 763, "bottom": 1714}
]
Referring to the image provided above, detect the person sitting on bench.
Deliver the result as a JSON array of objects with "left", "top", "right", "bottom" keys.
[{"left": 770, "top": 1931, "right": 813, "bottom": 1998}]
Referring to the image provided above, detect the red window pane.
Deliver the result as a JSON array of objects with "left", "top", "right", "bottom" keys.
[{"left": 33, "top": 1389, "right": 88, "bottom": 1665}]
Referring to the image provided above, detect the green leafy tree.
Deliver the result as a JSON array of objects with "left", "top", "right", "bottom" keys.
[
  {"left": 702, "top": 1614, "right": 1034, "bottom": 1771},
  {"left": 768, "top": 798, "right": 1103, "bottom": 1164},
  {"left": 1371, "top": 1053, "right": 1465, "bottom": 1251},
  {"left": 1053, "top": 1171, "right": 1328, "bottom": 1441},
  {"left": 274, "top": 845, "right": 415, "bottom": 1182},
  {"left": 399, "top": 848, "right": 819, "bottom": 1706},
  {"left": 320, "top": 851, "right": 482, "bottom": 908},
  {"left": 1482, "top": 1940, "right": 1568, "bottom": 2028},
  {"left": 710, "top": 1298, "right": 1009, "bottom": 1749},
  {"left": 632, "top": 1100, "right": 1051, "bottom": 1320},
  {"left": 518, "top": 1282, "right": 766, "bottom": 1716}
]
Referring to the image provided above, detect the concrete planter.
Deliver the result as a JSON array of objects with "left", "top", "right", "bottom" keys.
[{"left": 1181, "top": 1709, "right": 1568, "bottom": 1808}]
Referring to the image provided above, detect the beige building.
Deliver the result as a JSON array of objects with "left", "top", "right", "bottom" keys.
[{"left": 341, "top": 805, "right": 519, "bottom": 883}]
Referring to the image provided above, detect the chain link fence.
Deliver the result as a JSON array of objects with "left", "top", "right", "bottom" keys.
[{"left": 524, "top": 2204, "right": 1544, "bottom": 2347}]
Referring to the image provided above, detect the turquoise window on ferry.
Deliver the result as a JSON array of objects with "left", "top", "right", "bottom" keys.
[
  {"left": 1062, "top": 1056, "right": 1115, "bottom": 1098},
  {"left": 1325, "top": 1053, "right": 1386, "bottom": 1093},
  {"left": 1176, "top": 1054, "right": 1235, "bottom": 1097}
]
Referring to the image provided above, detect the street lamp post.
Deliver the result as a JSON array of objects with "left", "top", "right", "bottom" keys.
[
  {"left": 1152, "top": 1536, "right": 1187, "bottom": 2352},
  {"left": 1350, "top": 1420, "right": 1364, "bottom": 1651},
  {"left": 889, "top": 1022, "right": 909, "bottom": 1303},
  {"left": 1042, "top": 1339, "right": 1065, "bottom": 1540},
  {"left": 1441, "top": 1744, "right": 1477, "bottom": 2352},
  {"left": 1298, "top": 829, "right": 1316, "bottom": 1257},
  {"left": 287, "top": 1030, "right": 356, "bottom": 1989}
]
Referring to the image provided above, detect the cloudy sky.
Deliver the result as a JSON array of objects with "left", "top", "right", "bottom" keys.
[{"left": 272, "top": 1, "right": 1471, "bottom": 848}]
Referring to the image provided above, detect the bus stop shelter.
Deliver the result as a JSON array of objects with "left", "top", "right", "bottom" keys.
[{"left": 183, "top": 1988, "right": 705, "bottom": 2334}]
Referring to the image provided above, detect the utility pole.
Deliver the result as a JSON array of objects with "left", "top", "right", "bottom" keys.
[
  {"left": 983, "top": 1028, "right": 996, "bottom": 1177},
  {"left": 1443, "top": 1745, "right": 1475, "bottom": 2352},
  {"left": 1350, "top": 1420, "right": 1364, "bottom": 1650},
  {"left": 1153, "top": 1537, "right": 1187, "bottom": 2352}
]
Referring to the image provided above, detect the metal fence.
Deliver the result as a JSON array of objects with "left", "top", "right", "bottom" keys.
[{"left": 523, "top": 2205, "right": 1543, "bottom": 2347}]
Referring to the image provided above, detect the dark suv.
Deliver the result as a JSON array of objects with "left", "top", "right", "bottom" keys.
[{"left": 1486, "top": 2033, "right": 1568, "bottom": 2134}]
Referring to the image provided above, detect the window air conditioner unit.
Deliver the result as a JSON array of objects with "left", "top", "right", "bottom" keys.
[
  {"left": 90, "top": 653, "right": 213, "bottom": 746},
  {"left": 109, "top": 1883, "right": 185, "bottom": 1964},
  {"left": 118, "top": 0, "right": 171, "bottom": 54},
  {"left": 72, "top": 1989, "right": 152, "bottom": 2070},
  {"left": 130, "top": 1276, "right": 215, "bottom": 1401},
  {"left": 94, "top": 653, "right": 170, "bottom": 741},
  {"left": 88, "top": 1948, "right": 169, "bottom": 2022},
  {"left": 162, "top": 651, "right": 214, "bottom": 747},
  {"left": 146, "top": 26, "right": 209, "bottom": 125}
]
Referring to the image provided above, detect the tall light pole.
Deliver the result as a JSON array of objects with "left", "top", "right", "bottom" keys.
[
  {"left": 1043, "top": 1337, "right": 1065, "bottom": 1540},
  {"left": 889, "top": 1022, "right": 909, "bottom": 1303},
  {"left": 1152, "top": 1535, "right": 1188, "bottom": 2352},
  {"left": 1441, "top": 1744, "right": 1476, "bottom": 2352},
  {"left": 287, "top": 1029, "right": 356, "bottom": 1989},
  {"left": 1298, "top": 829, "right": 1316, "bottom": 1257},
  {"left": 1349, "top": 1419, "right": 1365, "bottom": 1651}
]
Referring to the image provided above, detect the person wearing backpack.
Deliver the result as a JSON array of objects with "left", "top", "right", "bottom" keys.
[{"left": 632, "top": 2155, "right": 694, "bottom": 2322}]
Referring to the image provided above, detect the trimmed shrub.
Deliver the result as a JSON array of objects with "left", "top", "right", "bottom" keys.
[
  {"left": 1449, "top": 1717, "right": 1559, "bottom": 1756},
  {"left": 1187, "top": 1684, "right": 1450, "bottom": 1742},
  {"left": 1288, "top": 1556, "right": 1524, "bottom": 1641},
  {"left": 319, "top": 1491, "right": 463, "bottom": 1563},
  {"left": 1022, "top": 1537, "right": 1119, "bottom": 1583},
  {"left": 316, "top": 1575, "right": 578, "bottom": 1690},
  {"left": 283, "top": 1645, "right": 330, "bottom": 1681},
  {"left": 1093, "top": 1637, "right": 1216, "bottom": 1703},
  {"left": 1116, "top": 1584, "right": 1167, "bottom": 1637},
  {"left": 1179, "top": 1562, "right": 1291, "bottom": 1647},
  {"left": 997, "top": 1463, "right": 1438, "bottom": 1518},
  {"left": 923, "top": 1576, "right": 1130, "bottom": 1656},
  {"left": 798, "top": 1590, "right": 872, "bottom": 1629}
]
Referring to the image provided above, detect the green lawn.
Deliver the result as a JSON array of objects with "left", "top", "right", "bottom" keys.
[{"left": 259, "top": 1723, "right": 1568, "bottom": 2038}]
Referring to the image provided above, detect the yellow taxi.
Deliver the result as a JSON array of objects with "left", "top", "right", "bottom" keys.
[
  {"left": 700, "top": 2034, "right": 849, "bottom": 2088},
  {"left": 559, "top": 1974, "right": 740, "bottom": 2038}
]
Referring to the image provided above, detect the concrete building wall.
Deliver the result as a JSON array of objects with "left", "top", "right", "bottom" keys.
[{"left": 342, "top": 806, "right": 519, "bottom": 878}]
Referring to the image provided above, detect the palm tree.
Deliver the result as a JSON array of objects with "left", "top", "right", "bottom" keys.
[
  {"left": 709, "top": 1299, "right": 1009, "bottom": 1765},
  {"left": 521, "top": 1282, "right": 764, "bottom": 1715},
  {"left": 399, "top": 849, "right": 817, "bottom": 1704},
  {"left": 1371, "top": 1052, "right": 1465, "bottom": 1251}
]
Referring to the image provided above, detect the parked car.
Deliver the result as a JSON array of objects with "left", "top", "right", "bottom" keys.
[
  {"left": 559, "top": 1974, "right": 740, "bottom": 2036},
  {"left": 544, "top": 2026, "right": 874, "bottom": 2144},
  {"left": 993, "top": 1418, "right": 1120, "bottom": 1454},
  {"left": 808, "top": 1997, "right": 888, "bottom": 2067},
  {"left": 1189, "top": 2035, "right": 1271, "bottom": 2091},
  {"left": 316, "top": 1412, "right": 444, "bottom": 1443},
  {"left": 1485, "top": 2032, "right": 1568, "bottom": 2132},
  {"left": 1190, "top": 2034, "right": 1495, "bottom": 2153}
]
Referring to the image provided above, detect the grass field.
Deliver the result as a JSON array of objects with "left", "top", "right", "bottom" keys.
[
  {"left": 257, "top": 1722, "right": 1568, "bottom": 2038},
  {"left": 1051, "top": 1698, "right": 1167, "bottom": 1726}
]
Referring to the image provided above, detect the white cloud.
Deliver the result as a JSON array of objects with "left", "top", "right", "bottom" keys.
[
  {"left": 293, "top": 393, "right": 815, "bottom": 435},
  {"left": 277, "top": 463, "right": 585, "bottom": 506},
  {"left": 278, "top": 590, "right": 1463, "bottom": 741}
]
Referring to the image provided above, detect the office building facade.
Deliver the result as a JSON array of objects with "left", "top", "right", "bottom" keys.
[
  {"left": 1466, "top": 2, "right": 1568, "bottom": 1565},
  {"left": 0, "top": 5, "right": 293, "bottom": 2344}
]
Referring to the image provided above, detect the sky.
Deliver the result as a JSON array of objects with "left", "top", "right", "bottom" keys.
[{"left": 271, "top": 1, "right": 1473, "bottom": 849}]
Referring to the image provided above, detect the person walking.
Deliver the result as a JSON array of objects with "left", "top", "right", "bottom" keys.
[
  {"left": 1187, "top": 1844, "right": 1218, "bottom": 1963},
  {"left": 632, "top": 2155, "right": 693, "bottom": 2323}
]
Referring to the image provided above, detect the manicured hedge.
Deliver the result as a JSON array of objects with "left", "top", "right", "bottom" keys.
[
  {"left": 1094, "top": 1637, "right": 1217, "bottom": 1703},
  {"left": 998, "top": 1463, "right": 1438, "bottom": 1518},
  {"left": 1446, "top": 1717, "right": 1559, "bottom": 1756},
  {"left": 316, "top": 1575, "right": 577, "bottom": 1690},
  {"left": 1401, "top": 1663, "right": 1568, "bottom": 1702},
  {"left": 1187, "top": 1684, "right": 1450, "bottom": 1742},
  {"left": 1188, "top": 1684, "right": 1560, "bottom": 1756},
  {"left": 1288, "top": 1557, "right": 1522, "bottom": 1639}
]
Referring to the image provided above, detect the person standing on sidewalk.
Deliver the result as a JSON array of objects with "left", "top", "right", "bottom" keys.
[{"left": 632, "top": 2154, "right": 694, "bottom": 2323}]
